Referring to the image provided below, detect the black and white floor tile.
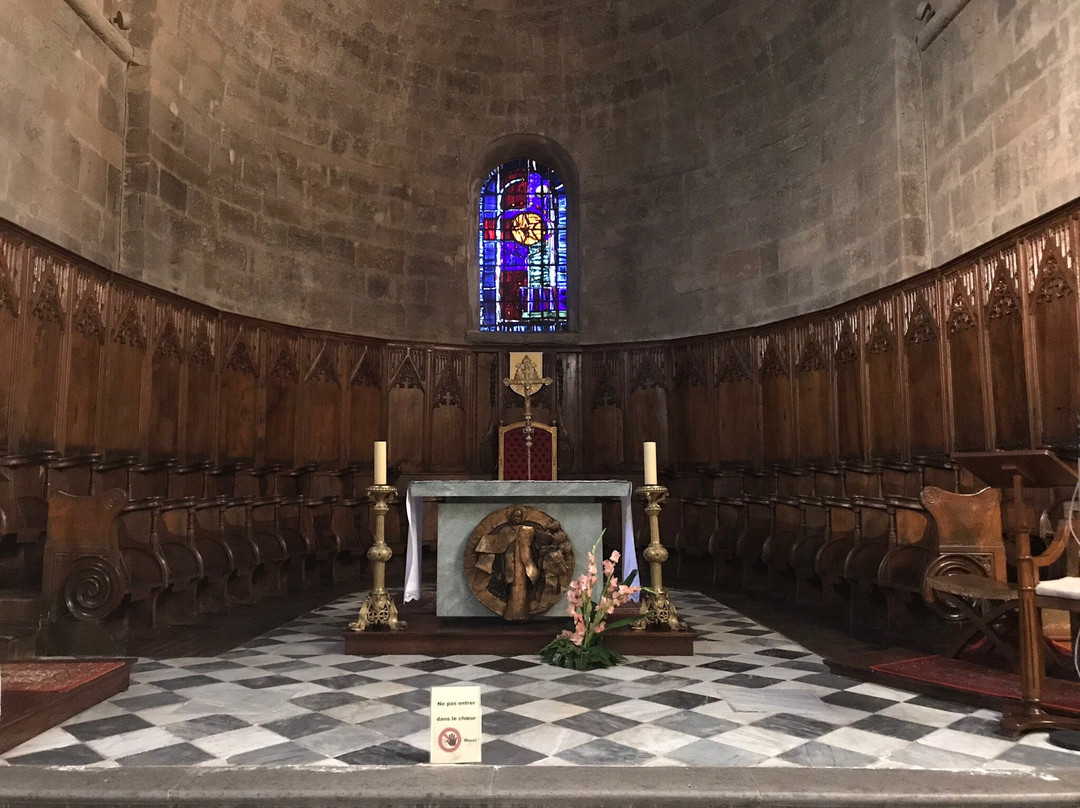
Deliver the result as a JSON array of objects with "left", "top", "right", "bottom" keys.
[{"left": 3, "top": 589, "right": 1079, "bottom": 770}]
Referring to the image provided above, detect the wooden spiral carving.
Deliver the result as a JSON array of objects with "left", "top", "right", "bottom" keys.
[{"left": 61, "top": 557, "right": 124, "bottom": 620}]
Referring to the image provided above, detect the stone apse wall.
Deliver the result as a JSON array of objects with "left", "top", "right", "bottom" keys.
[
  {"left": 0, "top": 0, "right": 125, "bottom": 270},
  {"left": 921, "top": 0, "right": 1080, "bottom": 265},
  {"left": 1, "top": 0, "right": 1079, "bottom": 466}
]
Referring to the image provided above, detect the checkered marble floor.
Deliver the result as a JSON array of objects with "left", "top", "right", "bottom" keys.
[{"left": 3, "top": 589, "right": 1079, "bottom": 770}]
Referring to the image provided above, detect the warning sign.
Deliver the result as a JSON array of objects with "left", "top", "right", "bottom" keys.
[{"left": 430, "top": 685, "right": 481, "bottom": 763}]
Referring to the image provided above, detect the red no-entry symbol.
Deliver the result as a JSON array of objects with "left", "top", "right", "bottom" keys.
[{"left": 438, "top": 726, "right": 462, "bottom": 752}]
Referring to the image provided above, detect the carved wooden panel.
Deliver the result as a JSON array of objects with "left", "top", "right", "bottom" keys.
[
  {"left": 585, "top": 351, "right": 623, "bottom": 471},
  {"left": 430, "top": 350, "right": 467, "bottom": 470},
  {"left": 473, "top": 352, "right": 499, "bottom": 474},
  {"left": 715, "top": 338, "right": 756, "bottom": 463},
  {"left": 65, "top": 270, "right": 107, "bottom": 453},
  {"left": 902, "top": 284, "right": 946, "bottom": 454},
  {"left": 671, "top": 343, "right": 710, "bottom": 466},
  {"left": 834, "top": 311, "right": 863, "bottom": 460},
  {"left": 303, "top": 339, "right": 342, "bottom": 464},
  {"left": 21, "top": 251, "right": 68, "bottom": 449},
  {"left": 347, "top": 344, "right": 381, "bottom": 464},
  {"left": 185, "top": 313, "right": 216, "bottom": 460},
  {"left": 265, "top": 332, "right": 300, "bottom": 464},
  {"left": 386, "top": 346, "right": 427, "bottom": 471},
  {"left": 4, "top": 203, "right": 1080, "bottom": 481},
  {"left": 758, "top": 333, "right": 793, "bottom": 463},
  {"left": 101, "top": 289, "right": 148, "bottom": 454},
  {"left": 219, "top": 323, "right": 258, "bottom": 462},
  {"left": 945, "top": 266, "right": 986, "bottom": 451},
  {"left": 1027, "top": 227, "right": 1079, "bottom": 450},
  {"left": 555, "top": 352, "right": 580, "bottom": 474},
  {"left": 793, "top": 321, "right": 831, "bottom": 463},
  {"left": 0, "top": 235, "right": 21, "bottom": 451},
  {"left": 627, "top": 348, "right": 668, "bottom": 469},
  {"left": 865, "top": 300, "right": 903, "bottom": 459},
  {"left": 148, "top": 301, "right": 184, "bottom": 459},
  {"left": 982, "top": 248, "right": 1029, "bottom": 449}
]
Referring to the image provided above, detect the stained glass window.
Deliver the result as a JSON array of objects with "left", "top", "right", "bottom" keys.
[{"left": 478, "top": 159, "right": 568, "bottom": 332}]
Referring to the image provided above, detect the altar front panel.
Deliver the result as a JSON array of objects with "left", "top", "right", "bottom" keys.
[
  {"left": 404, "top": 480, "right": 635, "bottom": 618},
  {"left": 436, "top": 500, "right": 600, "bottom": 617}
]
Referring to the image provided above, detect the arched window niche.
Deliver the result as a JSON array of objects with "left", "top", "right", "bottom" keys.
[{"left": 467, "top": 135, "right": 579, "bottom": 344}]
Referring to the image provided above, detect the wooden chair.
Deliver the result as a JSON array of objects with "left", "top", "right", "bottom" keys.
[
  {"left": 498, "top": 421, "right": 557, "bottom": 480},
  {"left": 919, "top": 486, "right": 1014, "bottom": 661}
]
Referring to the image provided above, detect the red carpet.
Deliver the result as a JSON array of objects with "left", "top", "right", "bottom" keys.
[
  {"left": 0, "top": 659, "right": 132, "bottom": 753},
  {"left": 2, "top": 661, "right": 127, "bottom": 693},
  {"left": 869, "top": 654, "right": 1080, "bottom": 716}
]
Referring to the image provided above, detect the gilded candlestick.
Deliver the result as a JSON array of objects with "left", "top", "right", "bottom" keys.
[
  {"left": 350, "top": 484, "right": 406, "bottom": 631},
  {"left": 632, "top": 484, "right": 686, "bottom": 631}
]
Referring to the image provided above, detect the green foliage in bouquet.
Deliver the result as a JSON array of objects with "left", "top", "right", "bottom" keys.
[{"left": 539, "top": 535, "right": 641, "bottom": 670}]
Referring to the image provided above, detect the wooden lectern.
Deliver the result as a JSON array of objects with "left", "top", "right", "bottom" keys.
[{"left": 952, "top": 450, "right": 1080, "bottom": 735}]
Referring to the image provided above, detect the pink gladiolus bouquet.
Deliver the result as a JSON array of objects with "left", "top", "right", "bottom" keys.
[{"left": 539, "top": 535, "right": 640, "bottom": 669}]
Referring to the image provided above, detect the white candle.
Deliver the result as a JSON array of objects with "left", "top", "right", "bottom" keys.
[
  {"left": 643, "top": 441, "right": 657, "bottom": 486},
  {"left": 374, "top": 441, "right": 387, "bottom": 485}
]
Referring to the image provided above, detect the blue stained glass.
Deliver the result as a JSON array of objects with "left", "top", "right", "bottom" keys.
[{"left": 478, "top": 158, "right": 569, "bottom": 332}]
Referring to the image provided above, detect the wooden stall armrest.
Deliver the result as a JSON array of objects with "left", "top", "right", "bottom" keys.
[
  {"left": 47, "top": 453, "right": 102, "bottom": 470},
  {"left": 1033, "top": 516, "right": 1079, "bottom": 568},
  {"left": 0, "top": 451, "right": 60, "bottom": 468}
]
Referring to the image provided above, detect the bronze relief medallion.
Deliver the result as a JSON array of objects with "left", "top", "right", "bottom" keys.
[{"left": 463, "top": 505, "right": 574, "bottom": 621}]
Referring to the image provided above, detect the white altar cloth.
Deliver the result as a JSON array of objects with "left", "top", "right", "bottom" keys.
[{"left": 403, "top": 480, "right": 638, "bottom": 604}]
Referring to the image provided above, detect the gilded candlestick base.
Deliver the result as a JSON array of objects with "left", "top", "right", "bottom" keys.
[
  {"left": 631, "top": 483, "right": 686, "bottom": 632},
  {"left": 349, "top": 483, "right": 407, "bottom": 632},
  {"left": 634, "top": 588, "right": 686, "bottom": 632},
  {"left": 349, "top": 589, "right": 405, "bottom": 632}
]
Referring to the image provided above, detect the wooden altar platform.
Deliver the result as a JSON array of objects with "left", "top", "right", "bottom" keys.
[{"left": 344, "top": 591, "right": 696, "bottom": 657}]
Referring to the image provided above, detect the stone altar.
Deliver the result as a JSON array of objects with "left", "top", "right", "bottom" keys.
[{"left": 403, "top": 480, "right": 637, "bottom": 618}]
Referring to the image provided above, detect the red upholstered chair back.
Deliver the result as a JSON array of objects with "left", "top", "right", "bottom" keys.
[{"left": 498, "top": 422, "right": 557, "bottom": 480}]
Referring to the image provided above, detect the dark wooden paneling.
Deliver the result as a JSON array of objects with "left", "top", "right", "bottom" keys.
[
  {"left": 184, "top": 315, "right": 216, "bottom": 460},
  {"left": 866, "top": 303, "right": 903, "bottom": 459},
  {"left": 627, "top": 349, "right": 668, "bottom": 468},
  {"left": 429, "top": 351, "right": 467, "bottom": 471},
  {"left": 946, "top": 268, "right": 986, "bottom": 452},
  {"left": 101, "top": 293, "right": 147, "bottom": 455},
  {"left": 265, "top": 335, "right": 299, "bottom": 465},
  {"left": 218, "top": 328, "right": 258, "bottom": 462},
  {"left": 304, "top": 341, "right": 342, "bottom": 465},
  {"left": 148, "top": 305, "right": 182, "bottom": 459},
  {"left": 64, "top": 274, "right": 106, "bottom": 453},
  {"left": 347, "top": 346, "right": 380, "bottom": 465},
  {"left": 983, "top": 252, "right": 1029, "bottom": 449},
  {"left": 0, "top": 236, "right": 23, "bottom": 451},
  {"left": 834, "top": 314, "right": 863, "bottom": 461},
  {"left": 672, "top": 345, "right": 710, "bottom": 466},
  {"left": 1, "top": 199, "right": 1080, "bottom": 476},
  {"left": 1028, "top": 232, "right": 1080, "bottom": 449},
  {"left": 759, "top": 336, "right": 793, "bottom": 464},
  {"left": 715, "top": 340, "right": 756, "bottom": 464},
  {"left": 585, "top": 353, "right": 623, "bottom": 471},
  {"left": 903, "top": 287, "right": 946, "bottom": 455},
  {"left": 386, "top": 347, "right": 426, "bottom": 471},
  {"left": 473, "top": 352, "right": 499, "bottom": 474},
  {"left": 793, "top": 324, "right": 831, "bottom": 463},
  {"left": 20, "top": 253, "right": 67, "bottom": 450}
]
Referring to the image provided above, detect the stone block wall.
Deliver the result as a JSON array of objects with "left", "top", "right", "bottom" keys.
[
  {"left": 120, "top": 0, "right": 580, "bottom": 343},
  {"left": 2, "top": 0, "right": 1078, "bottom": 346},
  {"left": 0, "top": 0, "right": 125, "bottom": 269},
  {"left": 565, "top": 0, "right": 927, "bottom": 341},
  {"left": 921, "top": 0, "right": 1080, "bottom": 265}
]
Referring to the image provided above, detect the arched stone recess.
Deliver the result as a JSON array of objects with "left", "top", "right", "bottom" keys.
[{"left": 467, "top": 134, "right": 580, "bottom": 343}]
